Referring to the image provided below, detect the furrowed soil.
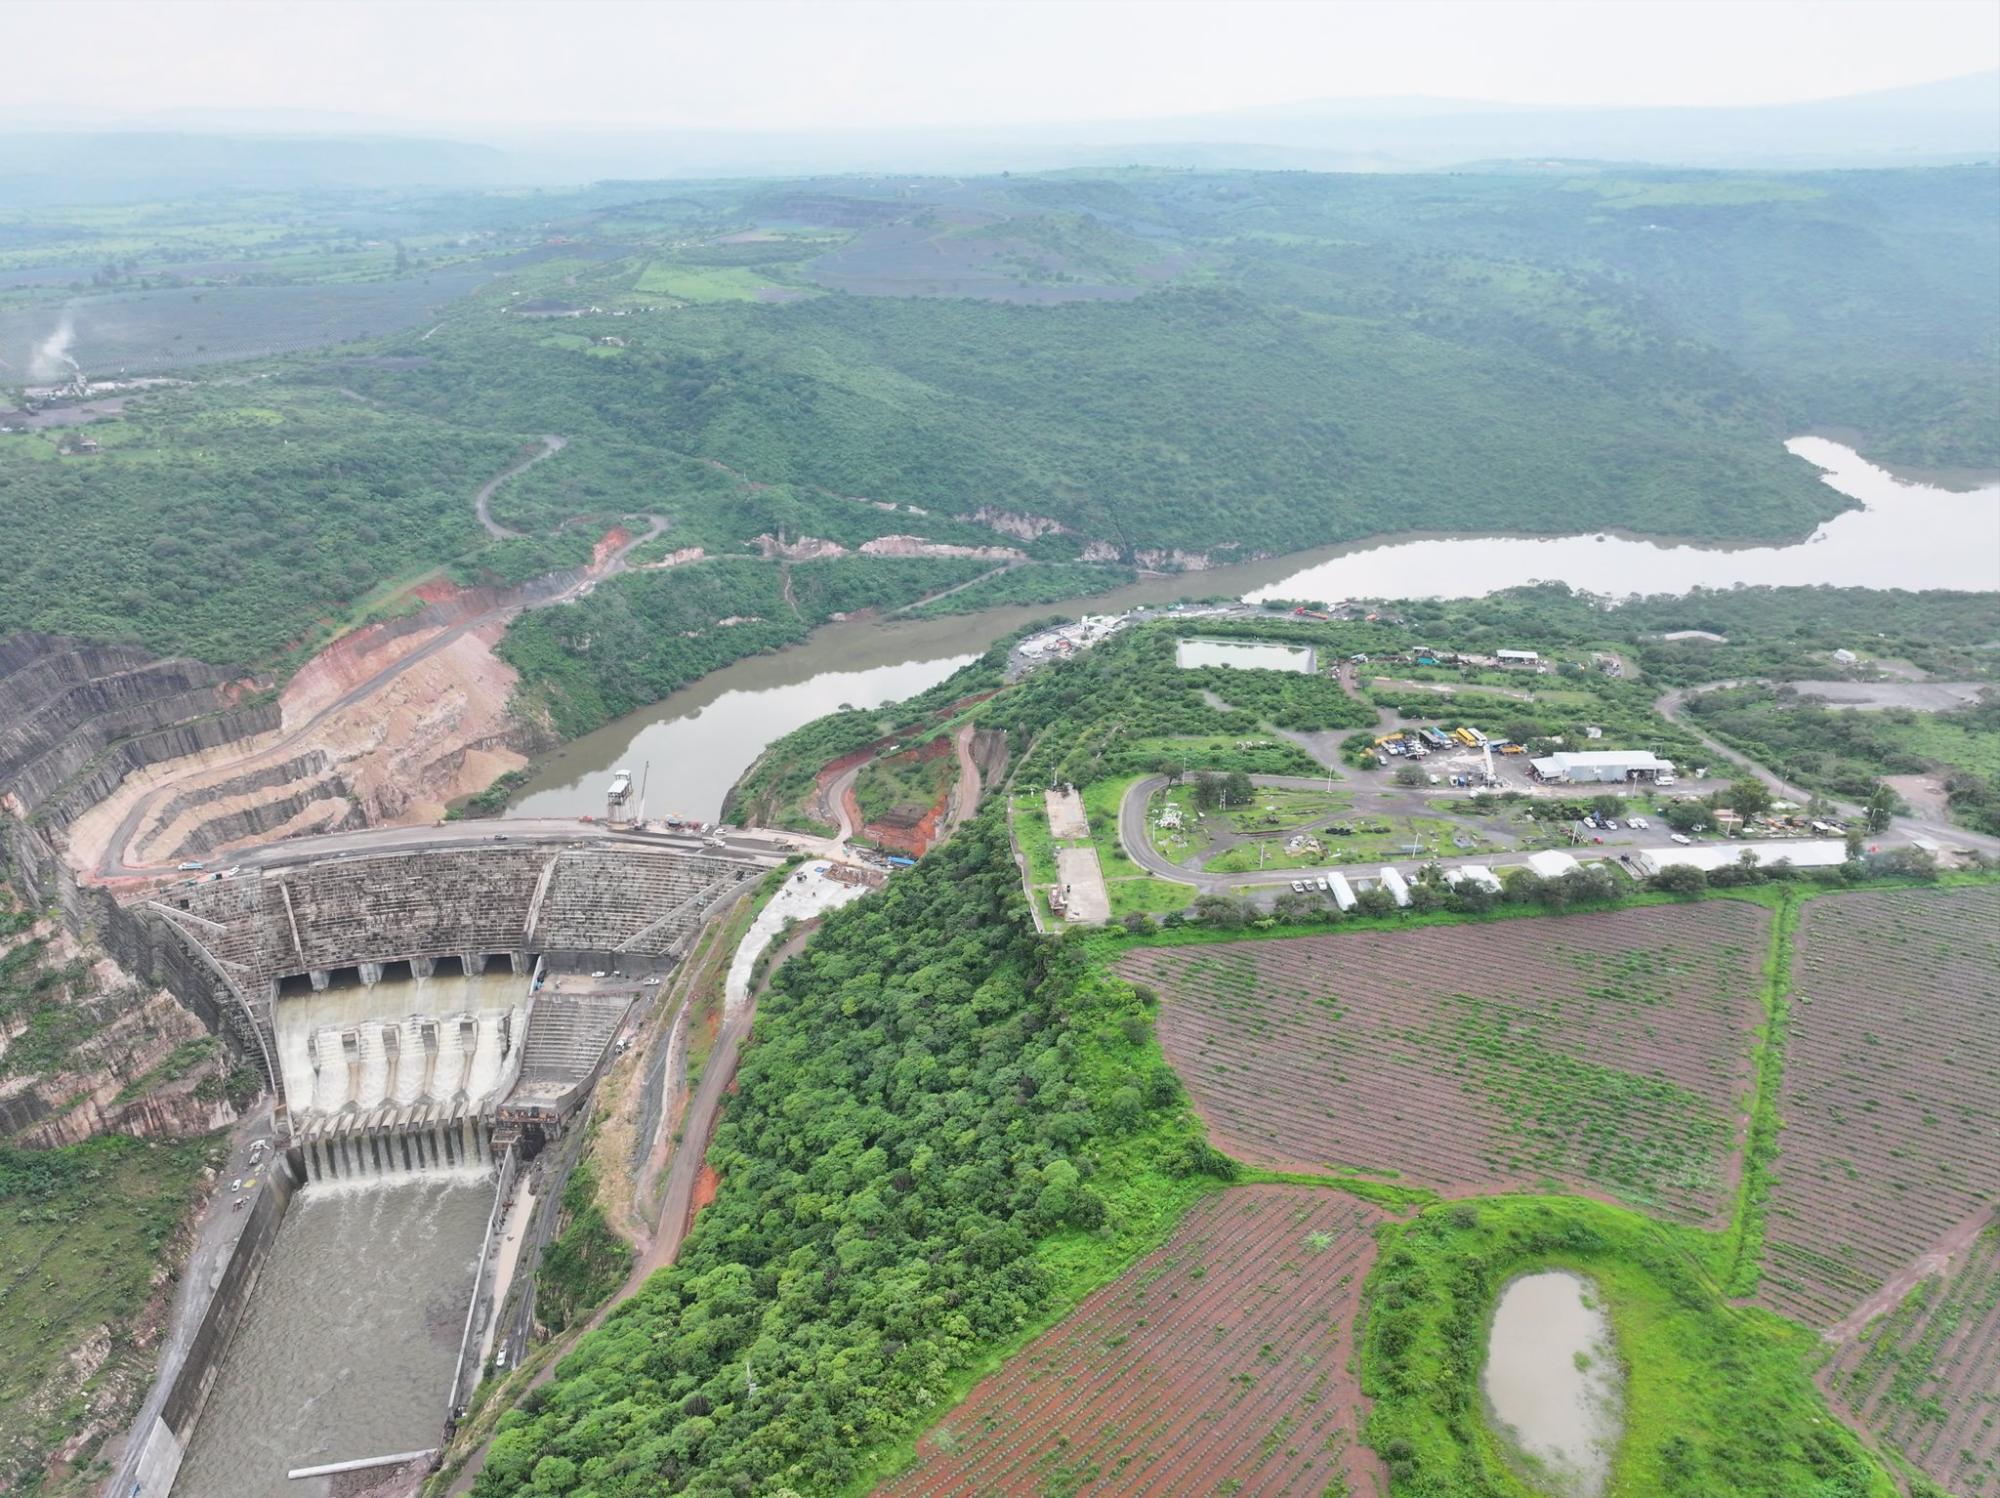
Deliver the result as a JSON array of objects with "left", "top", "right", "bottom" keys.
[
  {"left": 1117, "top": 903, "right": 1772, "bottom": 1223},
  {"left": 1820, "top": 1223, "right": 2000, "bottom": 1494},
  {"left": 1760, "top": 885, "right": 2000, "bottom": 1329},
  {"left": 879, "top": 1184, "right": 1388, "bottom": 1498}
]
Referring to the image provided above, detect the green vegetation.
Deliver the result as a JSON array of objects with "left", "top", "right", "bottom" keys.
[
  {"left": 1685, "top": 683, "right": 2000, "bottom": 834},
  {"left": 0, "top": 383, "right": 516, "bottom": 665},
  {"left": 0, "top": 1135, "right": 214, "bottom": 1495},
  {"left": 902, "top": 561, "right": 1137, "bottom": 618},
  {"left": 850, "top": 738, "right": 954, "bottom": 824},
  {"left": 498, "top": 555, "right": 992, "bottom": 737},
  {"left": 536, "top": 1157, "right": 633, "bottom": 1335},
  {"left": 723, "top": 646, "right": 1011, "bottom": 828},
  {"left": 1361, "top": 1196, "right": 1897, "bottom": 1498},
  {"left": 469, "top": 812, "right": 1225, "bottom": 1496}
]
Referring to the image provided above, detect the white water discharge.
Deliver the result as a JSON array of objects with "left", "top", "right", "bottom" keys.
[
  {"left": 1483, "top": 1271, "right": 1624, "bottom": 1497},
  {"left": 274, "top": 971, "right": 528, "bottom": 1118}
]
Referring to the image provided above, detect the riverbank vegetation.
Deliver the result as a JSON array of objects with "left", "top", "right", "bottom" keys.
[
  {"left": 468, "top": 812, "right": 1227, "bottom": 1496},
  {"left": 497, "top": 555, "right": 994, "bottom": 738}
]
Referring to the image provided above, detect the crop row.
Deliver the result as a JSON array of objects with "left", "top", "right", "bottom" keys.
[
  {"left": 1118, "top": 904, "right": 1767, "bottom": 1222},
  {"left": 1760, "top": 886, "right": 2000, "bottom": 1328},
  {"left": 884, "top": 1185, "right": 1387, "bottom": 1497},
  {"left": 1822, "top": 1225, "right": 2000, "bottom": 1492}
]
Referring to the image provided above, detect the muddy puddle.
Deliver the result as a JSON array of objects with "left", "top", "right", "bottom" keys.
[{"left": 1482, "top": 1270, "right": 1624, "bottom": 1496}]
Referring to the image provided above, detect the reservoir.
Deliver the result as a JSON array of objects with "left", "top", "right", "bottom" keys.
[
  {"left": 1176, "top": 637, "right": 1317, "bottom": 672},
  {"left": 171, "top": 1174, "right": 493, "bottom": 1498},
  {"left": 1482, "top": 1271, "right": 1623, "bottom": 1497},
  {"left": 506, "top": 439, "right": 2000, "bottom": 823}
]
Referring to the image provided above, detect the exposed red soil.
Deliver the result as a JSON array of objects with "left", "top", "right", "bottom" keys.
[
  {"left": 881, "top": 1185, "right": 1390, "bottom": 1497},
  {"left": 689, "top": 1164, "right": 720, "bottom": 1220},
  {"left": 1117, "top": 903, "right": 1771, "bottom": 1224},
  {"left": 1759, "top": 885, "right": 2000, "bottom": 1328}
]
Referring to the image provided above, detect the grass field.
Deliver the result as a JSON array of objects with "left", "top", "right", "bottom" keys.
[
  {"left": 0, "top": 1136, "right": 214, "bottom": 1494},
  {"left": 632, "top": 262, "right": 791, "bottom": 302}
]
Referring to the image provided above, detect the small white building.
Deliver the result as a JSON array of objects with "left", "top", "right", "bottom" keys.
[
  {"left": 1523, "top": 849, "right": 1580, "bottom": 879},
  {"left": 1446, "top": 864, "right": 1504, "bottom": 893},
  {"left": 1326, "top": 872, "right": 1358, "bottom": 911},
  {"left": 1497, "top": 649, "right": 1541, "bottom": 664},
  {"left": 1530, "top": 750, "right": 1675, "bottom": 784},
  {"left": 1377, "top": 866, "right": 1412, "bottom": 907},
  {"left": 1636, "top": 838, "right": 1849, "bottom": 876}
]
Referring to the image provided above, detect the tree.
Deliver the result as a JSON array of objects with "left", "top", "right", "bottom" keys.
[
  {"left": 1661, "top": 799, "right": 1708, "bottom": 834},
  {"left": 1190, "top": 772, "right": 1223, "bottom": 811},
  {"left": 1844, "top": 825, "right": 1865, "bottom": 859},
  {"left": 1354, "top": 885, "right": 1398, "bottom": 918},
  {"left": 1651, "top": 863, "right": 1707, "bottom": 895},
  {"left": 1725, "top": 778, "right": 1773, "bottom": 818},
  {"left": 1191, "top": 894, "right": 1249, "bottom": 928},
  {"left": 1222, "top": 770, "right": 1255, "bottom": 806},
  {"left": 1154, "top": 755, "right": 1186, "bottom": 787},
  {"left": 1865, "top": 782, "right": 1897, "bottom": 833},
  {"left": 1590, "top": 793, "right": 1624, "bottom": 820},
  {"left": 1394, "top": 762, "right": 1427, "bottom": 787}
]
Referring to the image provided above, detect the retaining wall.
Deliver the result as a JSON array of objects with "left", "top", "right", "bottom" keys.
[{"left": 126, "top": 1153, "right": 303, "bottom": 1498}]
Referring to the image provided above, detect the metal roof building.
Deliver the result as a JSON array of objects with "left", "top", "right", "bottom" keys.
[
  {"left": 1530, "top": 750, "right": 1675, "bottom": 783},
  {"left": 1636, "top": 839, "right": 1850, "bottom": 875}
]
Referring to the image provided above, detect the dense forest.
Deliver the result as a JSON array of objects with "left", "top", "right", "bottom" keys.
[
  {"left": 7, "top": 166, "right": 1990, "bottom": 674},
  {"left": 471, "top": 812, "right": 1224, "bottom": 1495}
]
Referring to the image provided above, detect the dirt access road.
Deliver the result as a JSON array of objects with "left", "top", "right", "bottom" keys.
[
  {"left": 1655, "top": 683, "right": 2000, "bottom": 859},
  {"left": 473, "top": 434, "right": 565, "bottom": 539},
  {"left": 92, "top": 444, "right": 674, "bottom": 879}
]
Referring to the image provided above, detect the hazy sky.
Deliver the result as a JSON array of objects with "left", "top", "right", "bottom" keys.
[{"left": 17, "top": 0, "right": 2000, "bottom": 133}]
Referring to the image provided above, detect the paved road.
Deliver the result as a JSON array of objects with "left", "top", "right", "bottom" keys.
[
  {"left": 473, "top": 435, "right": 565, "bottom": 540},
  {"left": 1655, "top": 683, "right": 2000, "bottom": 858},
  {"left": 94, "top": 511, "right": 671, "bottom": 882},
  {"left": 103, "top": 1105, "right": 274, "bottom": 1498}
]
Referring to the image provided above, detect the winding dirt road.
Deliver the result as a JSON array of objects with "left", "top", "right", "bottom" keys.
[
  {"left": 473, "top": 434, "right": 566, "bottom": 539},
  {"left": 1655, "top": 682, "right": 2000, "bottom": 858}
]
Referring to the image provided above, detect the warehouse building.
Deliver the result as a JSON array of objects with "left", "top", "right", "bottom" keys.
[
  {"left": 1530, "top": 750, "right": 1675, "bottom": 784},
  {"left": 1636, "top": 839, "right": 1849, "bottom": 876}
]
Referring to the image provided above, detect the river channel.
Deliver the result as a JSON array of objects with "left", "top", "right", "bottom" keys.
[
  {"left": 506, "top": 438, "right": 1999, "bottom": 823},
  {"left": 172, "top": 1174, "right": 493, "bottom": 1498}
]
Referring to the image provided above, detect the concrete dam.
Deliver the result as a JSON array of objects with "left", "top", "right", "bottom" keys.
[{"left": 96, "top": 836, "right": 781, "bottom": 1496}]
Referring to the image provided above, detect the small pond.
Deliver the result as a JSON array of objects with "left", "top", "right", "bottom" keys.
[
  {"left": 1176, "top": 637, "right": 1317, "bottom": 673},
  {"left": 1483, "top": 1270, "right": 1624, "bottom": 1497}
]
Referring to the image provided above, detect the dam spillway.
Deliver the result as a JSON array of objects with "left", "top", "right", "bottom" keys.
[{"left": 275, "top": 969, "right": 527, "bottom": 1182}]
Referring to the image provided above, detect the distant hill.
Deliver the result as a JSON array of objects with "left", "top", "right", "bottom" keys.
[
  {"left": 0, "top": 131, "right": 510, "bottom": 203},
  {"left": 1, "top": 72, "right": 1992, "bottom": 198}
]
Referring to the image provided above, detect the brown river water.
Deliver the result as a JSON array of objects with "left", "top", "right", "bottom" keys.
[{"left": 509, "top": 438, "right": 2000, "bottom": 823}]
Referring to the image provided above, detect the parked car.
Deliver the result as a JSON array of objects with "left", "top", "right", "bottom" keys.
[
  {"left": 1629, "top": 816, "right": 1649, "bottom": 830},
  {"left": 1670, "top": 833, "right": 1694, "bottom": 845},
  {"left": 1291, "top": 880, "right": 1307, "bottom": 893}
]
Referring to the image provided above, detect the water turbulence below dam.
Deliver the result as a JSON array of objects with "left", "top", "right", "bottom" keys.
[
  {"left": 1482, "top": 1271, "right": 1624, "bottom": 1497},
  {"left": 171, "top": 1174, "right": 493, "bottom": 1498}
]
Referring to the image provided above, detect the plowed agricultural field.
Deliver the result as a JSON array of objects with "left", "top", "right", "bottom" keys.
[
  {"left": 1821, "top": 1223, "right": 2000, "bottom": 1494},
  {"left": 881, "top": 1185, "right": 1388, "bottom": 1498},
  {"left": 1760, "top": 885, "right": 2000, "bottom": 1329},
  {"left": 1117, "top": 903, "right": 1771, "bottom": 1222}
]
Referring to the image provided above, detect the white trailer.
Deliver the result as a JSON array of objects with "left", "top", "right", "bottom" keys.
[
  {"left": 1377, "top": 866, "right": 1412, "bottom": 907},
  {"left": 1326, "top": 871, "right": 1358, "bottom": 911}
]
